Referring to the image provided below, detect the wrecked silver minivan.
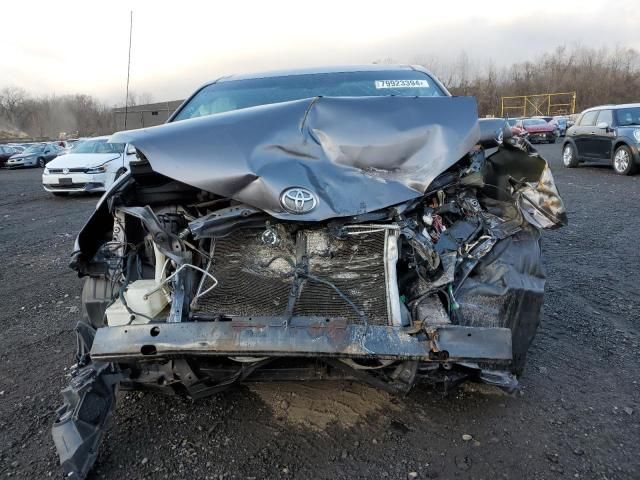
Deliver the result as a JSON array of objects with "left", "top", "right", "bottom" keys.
[{"left": 52, "top": 66, "right": 566, "bottom": 478}]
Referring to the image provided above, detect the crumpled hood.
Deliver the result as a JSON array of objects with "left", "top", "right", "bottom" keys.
[
  {"left": 47, "top": 153, "right": 121, "bottom": 169},
  {"left": 111, "top": 96, "right": 480, "bottom": 221}
]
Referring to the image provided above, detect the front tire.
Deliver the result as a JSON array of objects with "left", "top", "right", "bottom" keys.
[
  {"left": 37, "top": 157, "right": 46, "bottom": 168},
  {"left": 612, "top": 145, "right": 637, "bottom": 175},
  {"left": 562, "top": 143, "right": 579, "bottom": 168}
]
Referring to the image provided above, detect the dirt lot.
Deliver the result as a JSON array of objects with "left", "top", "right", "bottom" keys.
[{"left": 0, "top": 144, "right": 638, "bottom": 479}]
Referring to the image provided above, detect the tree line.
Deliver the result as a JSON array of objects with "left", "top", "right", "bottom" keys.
[
  {"left": 2, "top": 45, "right": 639, "bottom": 140},
  {"left": 0, "top": 89, "right": 115, "bottom": 140},
  {"left": 0, "top": 90, "right": 152, "bottom": 140},
  {"left": 421, "top": 45, "right": 640, "bottom": 116}
]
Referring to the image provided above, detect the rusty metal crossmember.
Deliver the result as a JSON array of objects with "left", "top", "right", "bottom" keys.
[{"left": 90, "top": 317, "right": 513, "bottom": 363}]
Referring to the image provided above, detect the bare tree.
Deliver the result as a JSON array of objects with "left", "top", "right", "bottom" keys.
[
  {"left": 0, "top": 89, "right": 115, "bottom": 139},
  {"left": 0, "top": 87, "right": 29, "bottom": 126},
  {"left": 120, "top": 90, "right": 154, "bottom": 108},
  {"left": 417, "top": 45, "right": 640, "bottom": 116}
]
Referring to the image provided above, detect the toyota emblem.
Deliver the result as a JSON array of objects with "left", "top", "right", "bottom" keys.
[{"left": 280, "top": 187, "right": 318, "bottom": 214}]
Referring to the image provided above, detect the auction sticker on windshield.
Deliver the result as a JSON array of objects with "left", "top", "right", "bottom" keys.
[{"left": 375, "top": 79, "right": 429, "bottom": 89}]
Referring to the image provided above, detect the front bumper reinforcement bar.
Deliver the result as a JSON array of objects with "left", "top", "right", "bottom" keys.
[{"left": 90, "top": 318, "right": 513, "bottom": 363}]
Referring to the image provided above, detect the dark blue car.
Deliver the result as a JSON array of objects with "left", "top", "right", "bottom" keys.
[{"left": 562, "top": 103, "right": 640, "bottom": 175}]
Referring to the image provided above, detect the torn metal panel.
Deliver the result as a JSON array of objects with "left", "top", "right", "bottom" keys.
[
  {"left": 454, "top": 227, "right": 545, "bottom": 373},
  {"left": 110, "top": 96, "right": 480, "bottom": 221},
  {"left": 515, "top": 163, "right": 568, "bottom": 229},
  {"left": 482, "top": 142, "right": 568, "bottom": 229}
]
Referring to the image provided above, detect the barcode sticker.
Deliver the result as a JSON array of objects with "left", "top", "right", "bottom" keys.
[{"left": 374, "top": 79, "right": 429, "bottom": 89}]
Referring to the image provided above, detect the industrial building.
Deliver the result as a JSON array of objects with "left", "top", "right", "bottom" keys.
[{"left": 113, "top": 100, "right": 184, "bottom": 130}]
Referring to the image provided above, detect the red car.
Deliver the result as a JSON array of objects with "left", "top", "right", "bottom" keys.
[{"left": 515, "top": 118, "right": 557, "bottom": 143}]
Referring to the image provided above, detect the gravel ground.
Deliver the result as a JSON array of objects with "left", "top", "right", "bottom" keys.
[{"left": 0, "top": 144, "right": 638, "bottom": 479}]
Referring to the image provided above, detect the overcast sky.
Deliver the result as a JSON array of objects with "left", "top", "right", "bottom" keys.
[{"left": 2, "top": 0, "right": 638, "bottom": 104}]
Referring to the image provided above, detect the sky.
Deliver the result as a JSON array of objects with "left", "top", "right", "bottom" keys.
[{"left": 1, "top": 0, "right": 639, "bottom": 104}]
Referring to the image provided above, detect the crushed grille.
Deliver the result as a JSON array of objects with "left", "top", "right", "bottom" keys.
[{"left": 194, "top": 226, "right": 390, "bottom": 325}]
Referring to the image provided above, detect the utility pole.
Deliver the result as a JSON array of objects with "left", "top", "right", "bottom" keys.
[{"left": 124, "top": 10, "right": 133, "bottom": 130}]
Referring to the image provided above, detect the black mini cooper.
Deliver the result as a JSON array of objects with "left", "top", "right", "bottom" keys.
[{"left": 562, "top": 103, "right": 640, "bottom": 175}]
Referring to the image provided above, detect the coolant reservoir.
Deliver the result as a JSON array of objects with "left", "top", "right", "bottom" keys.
[{"left": 106, "top": 280, "right": 168, "bottom": 326}]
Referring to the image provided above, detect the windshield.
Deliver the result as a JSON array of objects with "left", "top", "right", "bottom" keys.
[
  {"left": 23, "top": 145, "right": 45, "bottom": 154},
  {"left": 615, "top": 107, "right": 640, "bottom": 126},
  {"left": 523, "top": 119, "right": 548, "bottom": 126},
  {"left": 72, "top": 139, "right": 125, "bottom": 154},
  {"left": 173, "top": 70, "right": 446, "bottom": 121}
]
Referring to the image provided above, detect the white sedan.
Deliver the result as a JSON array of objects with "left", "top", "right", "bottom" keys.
[{"left": 42, "top": 137, "right": 136, "bottom": 196}]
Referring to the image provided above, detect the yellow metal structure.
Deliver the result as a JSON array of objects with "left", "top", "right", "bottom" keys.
[{"left": 500, "top": 92, "right": 576, "bottom": 118}]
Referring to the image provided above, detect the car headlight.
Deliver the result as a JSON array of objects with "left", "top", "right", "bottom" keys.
[
  {"left": 85, "top": 165, "right": 107, "bottom": 174},
  {"left": 633, "top": 130, "right": 640, "bottom": 143}
]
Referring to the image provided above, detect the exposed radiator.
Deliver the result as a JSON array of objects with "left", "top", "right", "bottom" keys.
[{"left": 194, "top": 225, "right": 400, "bottom": 326}]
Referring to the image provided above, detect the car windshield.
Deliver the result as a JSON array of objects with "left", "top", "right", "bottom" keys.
[
  {"left": 523, "top": 119, "right": 548, "bottom": 126},
  {"left": 72, "top": 139, "right": 125, "bottom": 154},
  {"left": 615, "top": 107, "right": 640, "bottom": 126},
  {"left": 173, "top": 70, "right": 446, "bottom": 121},
  {"left": 23, "top": 145, "right": 45, "bottom": 154}
]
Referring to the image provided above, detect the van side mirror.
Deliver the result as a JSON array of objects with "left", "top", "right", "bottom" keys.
[
  {"left": 596, "top": 121, "right": 609, "bottom": 130},
  {"left": 126, "top": 145, "right": 137, "bottom": 155}
]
